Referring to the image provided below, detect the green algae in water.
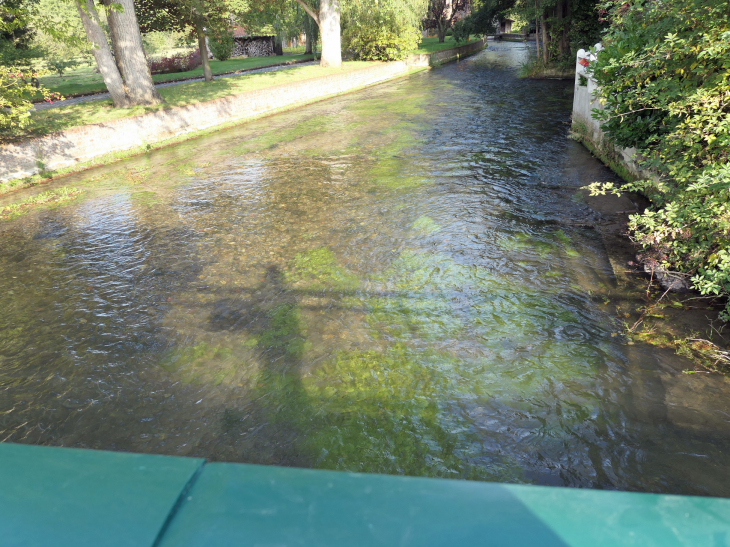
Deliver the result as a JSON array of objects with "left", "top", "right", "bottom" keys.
[
  {"left": 130, "top": 190, "right": 160, "bottom": 207},
  {"left": 366, "top": 251, "right": 493, "bottom": 340},
  {"left": 258, "top": 303, "right": 311, "bottom": 358},
  {"left": 5, "top": 46, "right": 712, "bottom": 496},
  {"left": 159, "top": 342, "right": 241, "bottom": 385},
  {"left": 252, "top": 343, "right": 524, "bottom": 481},
  {"left": 411, "top": 215, "right": 442, "bottom": 235},
  {"left": 553, "top": 230, "right": 581, "bottom": 258},
  {"left": 368, "top": 157, "right": 429, "bottom": 189},
  {"left": 498, "top": 232, "right": 556, "bottom": 259},
  {"left": 287, "top": 247, "right": 359, "bottom": 292},
  {"left": 0, "top": 187, "right": 84, "bottom": 221}
]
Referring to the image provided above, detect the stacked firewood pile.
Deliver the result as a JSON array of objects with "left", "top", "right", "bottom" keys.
[{"left": 231, "top": 36, "right": 275, "bottom": 58}]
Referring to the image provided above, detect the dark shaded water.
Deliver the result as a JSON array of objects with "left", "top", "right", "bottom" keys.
[{"left": 3, "top": 43, "right": 730, "bottom": 497}]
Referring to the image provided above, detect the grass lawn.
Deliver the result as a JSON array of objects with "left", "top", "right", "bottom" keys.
[
  {"left": 413, "top": 36, "right": 478, "bottom": 54},
  {"left": 5, "top": 61, "right": 372, "bottom": 143},
  {"left": 4, "top": 39, "right": 474, "bottom": 143},
  {"left": 283, "top": 45, "right": 308, "bottom": 54},
  {"left": 39, "top": 54, "right": 315, "bottom": 98}
]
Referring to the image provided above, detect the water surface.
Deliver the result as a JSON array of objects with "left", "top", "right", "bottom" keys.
[{"left": 3, "top": 42, "right": 730, "bottom": 497}]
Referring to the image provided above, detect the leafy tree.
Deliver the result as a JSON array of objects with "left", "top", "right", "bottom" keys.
[
  {"left": 293, "top": 0, "right": 341, "bottom": 67},
  {"left": 208, "top": 27, "right": 234, "bottom": 60},
  {"left": 103, "top": 0, "right": 165, "bottom": 103},
  {"left": 70, "top": 0, "right": 161, "bottom": 106},
  {"left": 425, "top": 0, "right": 470, "bottom": 43},
  {"left": 506, "top": 0, "right": 604, "bottom": 66},
  {"left": 465, "top": 0, "right": 515, "bottom": 35},
  {"left": 1, "top": 0, "right": 44, "bottom": 68},
  {"left": 47, "top": 56, "right": 81, "bottom": 76},
  {"left": 588, "top": 0, "right": 730, "bottom": 317},
  {"left": 342, "top": 0, "right": 427, "bottom": 60},
  {"left": 136, "top": 0, "right": 250, "bottom": 81},
  {"left": 451, "top": 17, "right": 470, "bottom": 42},
  {"left": 0, "top": 67, "right": 58, "bottom": 129},
  {"left": 243, "top": 0, "right": 304, "bottom": 56},
  {"left": 0, "top": 2, "right": 57, "bottom": 129},
  {"left": 32, "top": 0, "right": 92, "bottom": 68}
]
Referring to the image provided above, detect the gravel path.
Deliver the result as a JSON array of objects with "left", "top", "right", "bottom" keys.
[{"left": 35, "top": 59, "right": 318, "bottom": 111}]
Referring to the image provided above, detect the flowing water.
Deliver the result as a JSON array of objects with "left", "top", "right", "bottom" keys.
[{"left": 3, "top": 42, "right": 730, "bottom": 497}]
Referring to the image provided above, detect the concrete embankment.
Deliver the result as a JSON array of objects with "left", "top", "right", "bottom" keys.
[
  {"left": 570, "top": 45, "right": 654, "bottom": 183},
  {"left": 0, "top": 39, "right": 486, "bottom": 187}
]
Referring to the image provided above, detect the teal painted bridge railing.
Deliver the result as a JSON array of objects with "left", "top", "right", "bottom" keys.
[{"left": 2, "top": 442, "right": 729, "bottom": 546}]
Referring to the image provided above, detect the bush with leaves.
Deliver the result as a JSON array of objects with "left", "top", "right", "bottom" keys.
[
  {"left": 589, "top": 0, "right": 730, "bottom": 317},
  {"left": 46, "top": 57, "right": 80, "bottom": 77},
  {"left": 208, "top": 29, "right": 234, "bottom": 61},
  {"left": 342, "top": 0, "right": 427, "bottom": 61},
  {"left": 451, "top": 18, "right": 471, "bottom": 43},
  {"left": 0, "top": 66, "right": 59, "bottom": 130}
]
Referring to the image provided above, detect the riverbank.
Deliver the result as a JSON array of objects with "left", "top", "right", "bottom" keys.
[
  {"left": 36, "top": 54, "right": 317, "bottom": 102},
  {"left": 581, "top": 187, "right": 730, "bottom": 373},
  {"left": 571, "top": 49, "right": 730, "bottom": 373},
  {"left": 0, "top": 38, "right": 487, "bottom": 196}
]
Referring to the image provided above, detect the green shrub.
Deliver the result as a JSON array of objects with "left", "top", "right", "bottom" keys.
[
  {"left": 0, "top": 66, "right": 59, "bottom": 129},
  {"left": 589, "top": 0, "right": 730, "bottom": 317},
  {"left": 46, "top": 57, "right": 80, "bottom": 77},
  {"left": 342, "top": 0, "right": 427, "bottom": 61},
  {"left": 451, "top": 20, "right": 471, "bottom": 43},
  {"left": 208, "top": 30, "right": 234, "bottom": 61},
  {"left": 345, "top": 23, "right": 421, "bottom": 61}
]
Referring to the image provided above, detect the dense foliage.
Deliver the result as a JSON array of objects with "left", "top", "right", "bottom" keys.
[
  {"left": 0, "top": 67, "right": 58, "bottom": 129},
  {"left": 537, "top": 0, "right": 606, "bottom": 65},
  {"left": 424, "top": 0, "right": 469, "bottom": 43},
  {"left": 208, "top": 29, "right": 234, "bottom": 60},
  {"left": 590, "top": 0, "right": 730, "bottom": 316},
  {"left": 0, "top": 0, "right": 57, "bottom": 128},
  {"left": 342, "top": 0, "right": 427, "bottom": 61}
]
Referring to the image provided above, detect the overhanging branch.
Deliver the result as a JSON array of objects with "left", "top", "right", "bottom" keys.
[{"left": 294, "top": 0, "right": 319, "bottom": 26}]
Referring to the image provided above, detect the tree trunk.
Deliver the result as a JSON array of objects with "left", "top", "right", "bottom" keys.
[
  {"left": 534, "top": 0, "right": 540, "bottom": 57},
  {"left": 540, "top": 13, "right": 548, "bottom": 64},
  {"left": 437, "top": 21, "right": 447, "bottom": 42},
  {"left": 318, "top": 0, "right": 341, "bottom": 68},
  {"left": 560, "top": 0, "right": 570, "bottom": 58},
  {"left": 75, "top": 0, "right": 130, "bottom": 107},
  {"left": 195, "top": 22, "right": 213, "bottom": 82},
  {"left": 105, "top": 0, "right": 163, "bottom": 105},
  {"left": 274, "top": 36, "right": 284, "bottom": 56},
  {"left": 305, "top": 31, "right": 312, "bottom": 54}
]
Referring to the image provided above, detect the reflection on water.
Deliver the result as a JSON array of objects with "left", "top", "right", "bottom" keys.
[{"left": 2, "top": 43, "right": 730, "bottom": 497}]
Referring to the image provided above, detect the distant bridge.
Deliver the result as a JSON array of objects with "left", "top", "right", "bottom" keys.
[{"left": 487, "top": 33, "right": 530, "bottom": 41}]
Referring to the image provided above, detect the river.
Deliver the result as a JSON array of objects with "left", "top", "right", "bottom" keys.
[{"left": 2, "top": 42, "right": 730, "bottom": 497}]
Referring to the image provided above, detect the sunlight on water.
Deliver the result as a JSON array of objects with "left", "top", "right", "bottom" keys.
[{"left": 2, "top": 43, "right": 730, "bottom": 497}]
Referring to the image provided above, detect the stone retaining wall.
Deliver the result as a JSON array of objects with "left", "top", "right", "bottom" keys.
[
  {"left": 408, "top": 37, "right": 487, "bottom": 67},
  {"left": 0, "top": 39, "right": 487, "bottom": 184}
]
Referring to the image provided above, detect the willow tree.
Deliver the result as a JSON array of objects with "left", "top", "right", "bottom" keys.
[{"left": 342, "top": 0, "right": 428, "bottom": 60}]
